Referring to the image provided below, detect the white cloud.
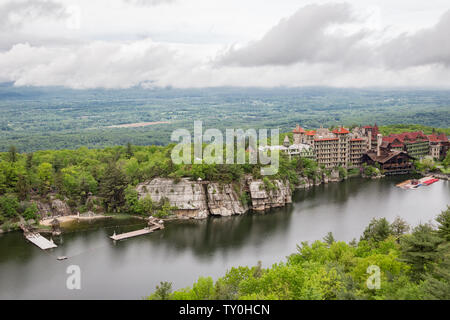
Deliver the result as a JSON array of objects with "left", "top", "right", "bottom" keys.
[
  {"left": 218, "top": 3, "right": 450, "bottom": 71},
  {"left": 380, "top": 9, "right": 450, "bottom": 68},
  {"left": 0, "top": 1, "right": 449, "bottom": 89},
  {"left": 217, "top": 3, "right": 373, "bottom": 67},
  {"left": 123, "top": 0, "right": 176, "bottom": 6},
  {"left": 0, "top": 0, "right": 67, "bottom": 30}
]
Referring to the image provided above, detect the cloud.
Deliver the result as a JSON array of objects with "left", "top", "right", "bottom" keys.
[
  {"left": 0, "top": 40, "right": 190, "bottom": 89},
  {"left": 0, "top": 2, "right": 449, "bottom": 89},
  {"left": 380, "top": 9, "right": 450, "bottom": 68},
  {"left": 0, "top": 0, "right": 67, "bottom": 30},
  {"left": 218, "top": 3, "right": 450, "bottom": 71},
  {"left": 217, "top": 3, "right": 373, "bottom": 67},
  {"left": 123, "top": 0, "right": 177, "bottom": 6}
]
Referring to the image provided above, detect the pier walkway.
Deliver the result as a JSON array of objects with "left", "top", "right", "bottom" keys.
[
  {"left": 20, "top": 224, "right": 57, "bottom": 250},
  {"left": 110, "top": 217, "right": 164, "bottom": 241},
  {"left": 25, "top": 233, "right": 57, "bottom": 250}
]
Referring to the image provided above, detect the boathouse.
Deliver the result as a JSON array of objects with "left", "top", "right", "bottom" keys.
[{"left": 363, "top": 150, "right": 415, "bottom": 175}]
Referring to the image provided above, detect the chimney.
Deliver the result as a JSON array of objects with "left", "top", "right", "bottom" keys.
[{"left": 377, "top": 134, "right": 382, "bottom": 157}]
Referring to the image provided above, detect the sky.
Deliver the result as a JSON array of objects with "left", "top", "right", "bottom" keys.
[{"left": 0, "top": 0, "right": 449, "bottom": 89}]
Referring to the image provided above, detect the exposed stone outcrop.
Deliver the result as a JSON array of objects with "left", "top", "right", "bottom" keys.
[
  {"left": 296, "top": 169, "right": 343, "bottom": 189},
  {"left": 136, "top": 177, "right": 292, "bottom": 219},
  {"left": 35, "top": 201, "right": 52, "bottom": 217},
  {"left": 51, "top": 199, "right": 72, "bottom": 216},
  {"left": 136, "top": 178, "right": 209, "bottom": 219},
  {"left": 32, "top": 198, "right": 72, "bottom": 218},
  {"left": 206, "top": 183, "right": 248, "bottom": 216},
  {"left": 249, "top": 180, "right": 292, "bottom": 211}
]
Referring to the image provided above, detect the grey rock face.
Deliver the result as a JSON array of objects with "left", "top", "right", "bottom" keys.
[
  {"left": 51, "top": 199, "right": 72, "bottom": 216},
  {"left": 136, "top": 177, "right": 292, "bottom": 219},
  {"left": 206, "top": 183, "right": 248, "bottom": 216},
  {"left": 136, "top": 178, "right": 209, "bottom": 219},
  {"left": 249, "top": 180, "right": 292, "bottom": 211}
]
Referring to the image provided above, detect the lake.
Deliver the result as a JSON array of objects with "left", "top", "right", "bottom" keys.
[{"left": 0, "top": 176, "right": 448, "bottom": 299}]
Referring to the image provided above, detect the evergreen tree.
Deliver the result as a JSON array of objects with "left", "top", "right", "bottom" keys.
[
  {"left": 400, "top": 224, "right": 443, "bottom": 281},
  {"left": 149, "top": 281, "right": 173, "bottom": 300},
  {"left": 126, "top": 142, "right": 134, "bottom": 159},
  {"left": 436, "top": 207, "right": 450, "bottom": 242},
  {"left": 26, "top": 153, "right": 33, "bottom": 171},
  {"left": 390, "top": 216, "right": 410, "bottom": 240},
  {"left": 360, "top": 217, "right": 391, "bottom": 243},
  {"left": 421, "top": 243, "right": 450, "bottom": 299},
  {"left": 99, "top": 162, "right": 128, "bottom": 212},
  {"left": 323, "top": 232, "right": 336, "bottom": 246},
  {"left": 8, "top": 145, "right": 18, "bottom": 163}
]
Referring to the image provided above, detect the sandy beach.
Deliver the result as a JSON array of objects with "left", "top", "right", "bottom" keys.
[{"left": 39, "top": 214, "right": 112, "bottom": 227}]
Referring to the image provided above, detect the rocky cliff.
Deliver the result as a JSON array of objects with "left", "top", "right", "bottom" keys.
[
  {"left": 206, "top": 183, "right": 248, "bottom": 216},
  {"left": 33, "top": 197, "right": 72, "bottom": 217},
  {"left": 136, "top": 178, "right": 209, "bottom": 219},
  {"left": 136, "top": 177, "right": 292, "bottom": 219},
  {"left": 248, "top": 180, "right": 292, "bottom": 211},
  {"left": 296, "top": 168, "right": 343, "bottom": 189}
]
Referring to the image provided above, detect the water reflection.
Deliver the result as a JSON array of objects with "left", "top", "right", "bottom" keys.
[{"left": 0, "top": 177, "right": 448, "bottom": 299}]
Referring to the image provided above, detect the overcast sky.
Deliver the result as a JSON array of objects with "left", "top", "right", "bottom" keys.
[{"left": 0, "top": 0, "right": 449, "bottom": 89}]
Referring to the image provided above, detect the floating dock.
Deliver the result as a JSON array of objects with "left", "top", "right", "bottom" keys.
[
  {"left": 20, "top": 224, "right": 58, "bottom": 250},
  {"left": 396, "top": 176, "right": 439, "bottom": 189},
  {"left": 110, "top": 218, "right": 164, "bottom": 241},
  {"left": 25, "top": 233, "right": 57, "bottom": 250}
]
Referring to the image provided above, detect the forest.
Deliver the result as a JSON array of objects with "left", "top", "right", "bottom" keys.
[
  {"left": 147, "top": 208, "right": 450, "bottom": 300},
  {"left": 1, "top": 84, "right": 449, "bottom": 152},
  {"left": 0, "top": 141, "right": 307, "bottom": 228}
]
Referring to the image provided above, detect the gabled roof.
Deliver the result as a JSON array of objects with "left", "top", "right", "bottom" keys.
[
  {"left": 332, "top": 127, "right": 350, "bottom": 134},
  {"left": 314, "top": 138, "right": 338, "bottom": 141},
  {"left": 366, "top": 150, "right": 415, "bottom": 164},
  {"left": 293, "top": 124, "right": 305, "bottom": 134},
  {"left": 306, "top": 130, "right": 316, "bottom": 136}
]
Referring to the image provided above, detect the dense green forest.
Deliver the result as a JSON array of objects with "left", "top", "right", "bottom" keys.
[
  {"left": 148, "top": 208, "right": 450, "bottom": 300},
  {"left": 0, "top": 142, "right": 307, "bottom": 228},
  {"left": 379, "top": 124, "right": 450, "bottom": 136},
  {"left": 1, "top": 84, "right": 449, "bottom": 152},
  {"left": 1, "top": 137, "right": 450, "bottom": 229}
]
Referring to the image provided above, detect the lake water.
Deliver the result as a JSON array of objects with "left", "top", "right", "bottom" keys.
[{"left": 0, "top": 176, "right": 448, "bottom": 299}]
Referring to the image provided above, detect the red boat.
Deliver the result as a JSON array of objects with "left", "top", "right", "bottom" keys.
[{"left": 422, "top": 178, "right": 439, "bottom": 186}]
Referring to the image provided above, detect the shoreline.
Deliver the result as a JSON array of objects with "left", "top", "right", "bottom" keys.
[{"left": 39, "top": 214, "right": 113, "bottom": 227}]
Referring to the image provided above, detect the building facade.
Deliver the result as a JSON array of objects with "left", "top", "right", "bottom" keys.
[
  {"left": 382, "top": 131, "right": 449, "bottom": 160},
  {"left": 291, "top": 124, "right": 370, "bottom": 169}
]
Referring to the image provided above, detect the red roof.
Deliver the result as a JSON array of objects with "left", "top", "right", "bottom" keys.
[
  {"left": 428, "top": 134, "right": 440, "bottom": 142},
  {"left": 306, "top": 130, "right": 316, "bottom": 136},
  {"left": 314, "top": 138, "right": 338, "bottom": 141},
  {"left": 332, "top": 127, "right": 350, "bottom": 134},
  {"left": 428, "top": 133, "right": 448, "bottom": 142},
  {"left": 293, "top": 125, "right": 305, "bottom": 134},
  {"left": 383, "top": 131, "right": 428, "bottom": 145}
]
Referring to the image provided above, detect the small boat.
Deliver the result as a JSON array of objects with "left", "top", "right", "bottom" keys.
[
  {"left": 423, "top": 178, "right": 439, "bottom": 186},
  {"left": 57, "top": 256, "right": 68, "bottom": 261}
]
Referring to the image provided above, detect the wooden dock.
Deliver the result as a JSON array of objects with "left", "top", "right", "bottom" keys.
[
  {"left": 110, "top": 217, "right": 164, "bottom": 241},
  {"left": 25, "top": 233, "right": 57, "bottom": 250},
  {"left": 20, "top": 224, "right": 57, "bottom": 250}
]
